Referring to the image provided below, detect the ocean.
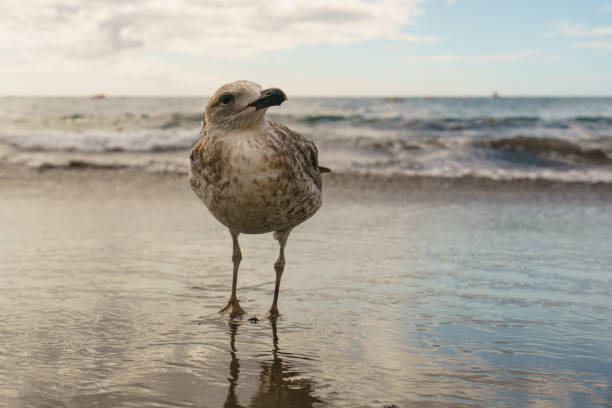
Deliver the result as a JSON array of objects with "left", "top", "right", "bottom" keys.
[{"left": 1, "top": 96, "right": 612, "bottom": 183}]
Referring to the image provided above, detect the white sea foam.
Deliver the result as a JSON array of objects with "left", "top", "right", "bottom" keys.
[{"left": 0, "top": 127, "right": 199, "bottom": 152}]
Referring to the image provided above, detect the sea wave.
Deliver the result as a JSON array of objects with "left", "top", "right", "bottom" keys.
[
  {"left": 2, "top": 127, "right": 612, "bottom": 179},
  {"left": 344, "top": 135, "right": 611, "bottom": 163},
  {"left": 573, "top": 115, "right": 612, "bottom": 125},
  {"left": 35, "top": 112, "right": 612, "bottom": 133},
  {"left": 13, "top": 153, "right": 612, "bottom": 187},
  {"left": 0, "top": 128, "right": 200, "bottom": 153},
  {"left": 8, "top": 109, "right": 612, "bottom": 138},
  {"left": 278, "top": 114, "right": 544, "bottom": 130},
  {"left": 160, "top": 113, "right": 202, "bottom": 129},
  {"left": 269, "top": 114, "right": 612, "bottom": 132},
  {"left": 474, "top": 136, "right": 612, "bottom": 166}
]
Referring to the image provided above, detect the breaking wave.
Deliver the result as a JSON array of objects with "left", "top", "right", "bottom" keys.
[
  {"left": 2, "top": 96, "right": 612, "bottom": 184},
  {"left": 0, "top": 128, "right": 200, "bottom": 153},
  {"left": 474, "top": 136, "right": 612, "bottom": 166}
]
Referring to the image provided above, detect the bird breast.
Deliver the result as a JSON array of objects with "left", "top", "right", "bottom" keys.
[{"left": 190, "top": 130, "right": 321, "bottom": 234}]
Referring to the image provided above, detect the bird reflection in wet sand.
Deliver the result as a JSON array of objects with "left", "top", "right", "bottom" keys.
[{"left": 223, "top": 322, "right": 320, "bottom": 408}]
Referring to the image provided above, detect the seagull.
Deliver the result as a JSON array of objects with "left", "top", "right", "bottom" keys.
[{"left": 189, "top": 80, "right": 329, "bottom": 319}]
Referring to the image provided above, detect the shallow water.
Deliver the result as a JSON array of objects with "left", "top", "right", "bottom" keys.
[{"left": 0, "top": 174, "right": 611, "bottom": 407}]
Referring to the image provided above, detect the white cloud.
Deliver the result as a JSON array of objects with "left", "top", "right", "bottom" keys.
[
  {"left": 0, "top": 0, "right": 439, "bottom": 94},
  {"left": 550, "top": 22, "right": 612, "bottom": 37},
  {"left": 0, "top": 0, "right": 435, "bottom": 60},
  {"left": 403, "top": 50, "right": 538, "bottom": 63},
  {"left": 0, "top": 52, "right": 210, "bottom": 95},
  {"left": 573, "top": 41, "right": 612, "bottom": 49}
]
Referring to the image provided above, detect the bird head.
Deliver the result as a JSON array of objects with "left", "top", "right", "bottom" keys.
[{"left": 204, "top": 80, "right": 287, "bottom": 132}]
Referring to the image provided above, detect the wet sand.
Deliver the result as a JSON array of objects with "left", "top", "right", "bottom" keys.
[{"left": 1, "top": 166, "right": 611, "bottom": 407}]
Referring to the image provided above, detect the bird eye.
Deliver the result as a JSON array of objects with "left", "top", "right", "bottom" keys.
[{"left": 219, "top": 94, "right": 233, "bottom": 105}]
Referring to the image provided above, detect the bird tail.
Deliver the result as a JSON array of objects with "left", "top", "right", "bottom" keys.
[{"left": 319, "top": 166, "right": 331, "bottom": 173}]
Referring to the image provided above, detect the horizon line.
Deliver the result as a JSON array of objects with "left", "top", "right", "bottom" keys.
[{"left": 2, "top": 94, "right": 612, "bottom": 98}]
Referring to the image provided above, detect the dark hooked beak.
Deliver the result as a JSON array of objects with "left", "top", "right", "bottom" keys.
[{"left": 247, "top": 88, "right": 287, "bottom": 111}]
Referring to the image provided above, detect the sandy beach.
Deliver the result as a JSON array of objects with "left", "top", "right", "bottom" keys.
[{"left": 1, "top": 160, "right": 611, "bottom": 407}]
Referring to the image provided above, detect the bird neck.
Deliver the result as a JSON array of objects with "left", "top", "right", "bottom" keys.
[{"left": 207, "top": 117, "right": 269, "bottom": 141}]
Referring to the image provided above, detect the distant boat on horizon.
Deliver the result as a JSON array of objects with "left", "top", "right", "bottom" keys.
[
  {"left": 384, "top": 97, "right": 406, "bottom": 103},
  {"left": 90, "top": 93, "right": 105, "bottom": 100},
  {"left": 492, "top": 91, "right": 500, "bottom": 99}
]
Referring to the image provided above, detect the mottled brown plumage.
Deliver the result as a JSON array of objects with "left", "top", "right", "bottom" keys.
[{"left": 188, "top": 80, "right": 327, "bottom": 318}]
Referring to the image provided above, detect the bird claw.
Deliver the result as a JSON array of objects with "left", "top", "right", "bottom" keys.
[{"left": 220, "top": 298, "right": 246, "bottom": 317}]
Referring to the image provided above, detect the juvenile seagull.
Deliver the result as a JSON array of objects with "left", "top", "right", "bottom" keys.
[{"left": 189, "top": 80, "right": 329, "bottom": 319}]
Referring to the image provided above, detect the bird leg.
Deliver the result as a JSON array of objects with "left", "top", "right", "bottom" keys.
[
  {"left": 221, "top": 230, "right": 245, "bottom": 317},
  {"left": 268, "top": 247, "right": 284, "bottom": 319},
  {"left": 268, "top": 230, "right": 290, "bottom": 319}
]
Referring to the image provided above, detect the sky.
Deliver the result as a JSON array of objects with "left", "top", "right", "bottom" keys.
[{"left": 0, "top": 0, "right": 611, "bottom": 96}]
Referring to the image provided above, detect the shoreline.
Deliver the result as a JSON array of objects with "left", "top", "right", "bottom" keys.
[{"left": 2, "top": 161, "right": 612, "bottom": 200}]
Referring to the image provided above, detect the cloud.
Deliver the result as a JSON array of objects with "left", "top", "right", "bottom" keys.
[
  {"left": 403, "top": 50, "right": 538, "bottom": 63},
  {"left": 550, "top": 22, "right": 612, "bottom": 37},
  {"left": 573, "top": 42, "right": 612, "bottom": 49},
  {"left": 601, "top": 3, "right": 612, "bottom": 11},
  {"left": 0, "top": 0, "right": 435, "bottom": 60}
]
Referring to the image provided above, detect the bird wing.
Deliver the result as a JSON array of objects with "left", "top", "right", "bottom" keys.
[
  {"left": 189, "top": 115, "right": 223, "bottom": 191},
  {"left": 189, "top": 127, "right": 208, "bottom": 165},
  {"left": 267, "top": 120, "right": 329, "bottom": 188},
  {"left": 190, "top": 111, "right": 212, "bottom": 164}
]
